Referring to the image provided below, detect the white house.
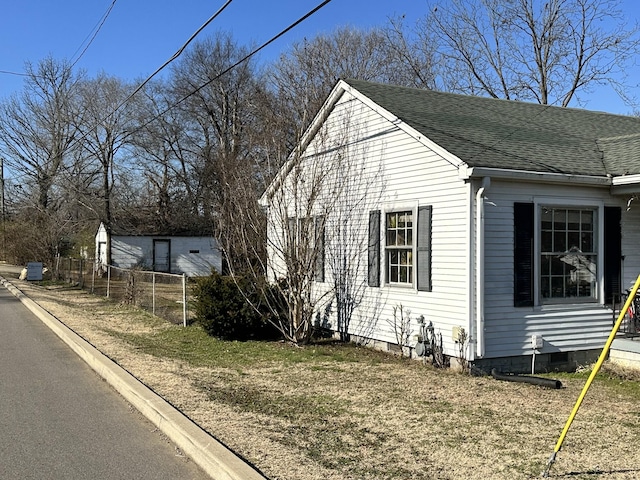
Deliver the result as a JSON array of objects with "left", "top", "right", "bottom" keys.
[
  {"left": 261, "top": 78, "right": 640, "bottom": 373},
  {"left": 95, "top": 222, "right": 222, "bottom": 277}
]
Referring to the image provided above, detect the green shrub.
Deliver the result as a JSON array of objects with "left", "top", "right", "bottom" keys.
[{"left": 192, "top": 271, "right": 282, "bottom": 341}]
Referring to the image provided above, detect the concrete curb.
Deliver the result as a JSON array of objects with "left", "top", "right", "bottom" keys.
[{"left": 1, "top": 276, "right": 266, "bottom": 480}]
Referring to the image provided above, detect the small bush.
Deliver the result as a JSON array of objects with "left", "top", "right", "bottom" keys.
[{"left": 192, "top": 271, "right": 281, "bottom": 341}]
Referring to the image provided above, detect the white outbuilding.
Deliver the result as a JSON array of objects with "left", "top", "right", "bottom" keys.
[{"left": 95, "top": 222, "right": 222, "bottom": 277}]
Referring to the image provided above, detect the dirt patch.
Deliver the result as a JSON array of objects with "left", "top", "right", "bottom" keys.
[{"left": 5, "top": 276, "right": 640, "bottom": 480}]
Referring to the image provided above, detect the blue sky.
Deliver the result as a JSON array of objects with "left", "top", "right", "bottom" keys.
[{"left": 1, "top": 0, "right": 640, "bottom": 113}]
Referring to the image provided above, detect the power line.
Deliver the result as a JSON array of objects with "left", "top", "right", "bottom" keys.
[
  {"left": 0, "top": 2, "right": 118, "bottom": 84},
  {"left": 124, "top": 0, "right": 334, "bottom": 140},
  {"left": 116, "top": 0, "right": 234, "bottom": 113},
  {"left": 70, "top": 0, "right": 118, "bottom": 69},
  {"left": 0, "top": 70, "right": 31, "bottom": 78},
  {"left": 49, "top": 0, "right": 235, "bottom": 161}
]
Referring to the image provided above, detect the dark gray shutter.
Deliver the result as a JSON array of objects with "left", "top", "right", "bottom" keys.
[
  {"left": 314, "top": 216, "right": 325, "bottom": 282},
  {"left": 417, "top": 206, "right": 433, "bottom": 292},
  {"left": 514, "top": 202, "right": 534, "bottom": 307},
  {"left": 368, "top": 210, "right": 381, "bottom": 287},
  {"left": 604, "top": 206, "right": 622, "bottom": 305}
]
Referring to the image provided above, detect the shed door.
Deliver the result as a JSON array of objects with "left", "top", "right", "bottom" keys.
[
  {"left": 153, "top": 239, "right": 171, "bottom": 272},
  {"left": 97, "top": 241, "right": 107, "bottom": 265}
]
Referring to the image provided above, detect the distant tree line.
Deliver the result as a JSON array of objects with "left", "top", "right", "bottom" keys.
[{"left": 0, "top": 0, "right": 637, "bottom": 271}]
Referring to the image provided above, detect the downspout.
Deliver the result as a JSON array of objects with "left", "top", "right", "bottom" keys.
[{"left": 476, "top": 177, "right": 491, "bottom": 358}]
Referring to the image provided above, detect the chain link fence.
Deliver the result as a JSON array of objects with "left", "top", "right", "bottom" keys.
[{"left": 54, "top": 257, "right": 194, "bottom": 326}]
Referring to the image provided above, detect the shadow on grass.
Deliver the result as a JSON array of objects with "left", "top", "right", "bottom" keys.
[{"left": 558, "top": 467, "right": 640, "bottom": 477}]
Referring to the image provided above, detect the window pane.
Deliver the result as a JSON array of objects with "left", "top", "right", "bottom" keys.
[
  {"left": 581, "top": 211, "right": 593, "bottom": 231},
  {"left": 397, "top": 230, "right": 405, "bottom": 246},
  {"left": 567, "top": 210, "right": 580, "bottom": 230},
  {"left": 553, "top": 210, "right": 566, "bottom": 230},
  {"left": 399, "top": 266, "right": 407, "bottom": 283},
  {"left": 390, "top": 266, "right": 398, "bottom": 283},
  {"left": 551, "top": 276, "right": 565, "bottom": 298},
  {"left": 388, "top": 214, "right": 396, "bottom": 229},
  {"left": 541, "top": 208, "right": 552, "bottom": 230},
  {"left": 541, "top": 255, "right": 551, "bottom": 276},
  {"left": 406, "top": 229, "right": 413, "bottom": 246},
  {"left": 581, "top": 232, "right": 593, "bottom": 252},
  {"left": 541, "top": 231, "right": 552, "bottom": 252},
  {"left": 387, "top": 230, "right": 396, "bottom": 246},
  {"left": 554, "top": 231, "right": 566, "bottom": 252},
  {"left": 567, "top": 232, "right": 580, "bottom": 251},
  {"left": 551, "top": 256, "right": 565, "bottom": 275}
]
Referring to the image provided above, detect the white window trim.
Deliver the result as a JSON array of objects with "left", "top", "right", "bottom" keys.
[
  {"left": 533, "top": 197, "right": 604, "bottom": 306},
  {"left": 382, "top": 201, "right": 419, "bottom": 290}
]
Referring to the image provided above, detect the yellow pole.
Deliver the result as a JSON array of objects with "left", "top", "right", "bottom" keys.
[{"left": 542, "top": 273, "right": 640, "bottom": 477}]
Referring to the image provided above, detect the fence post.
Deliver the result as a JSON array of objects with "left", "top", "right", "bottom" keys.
[
  {"left": 152, "top": 272, "right": 156, "bottom": 316},
  {"left": 182, "top": 273, "right": 187, "bottom": 327},
  {"left": 91, "top": 259, "right": 96, "bottom": 294},
  {"left": 106, "top": 265, "right": 111, "bottom": 298}
]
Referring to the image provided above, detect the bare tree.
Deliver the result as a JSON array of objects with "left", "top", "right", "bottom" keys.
[
  {"left": 269, "top": 25, "right": 411, "bottom": 149},
  {"left": 237, "top": 90, "right": 386, "bottom": 345},
  {"left": 169, "top": 32, "right": 266, "bottom": 267},
  {"left": 76, "top": 74, "right": 135, "bottom": 234},
  {"left": 402, "top": 0, "right": 640, "bottom": 106},
  {"left": 382, "top": 16, "right": 440, "bottom": 90},
  {"left": 0, "top": 57, "right": 83, "bottom": 210},
  {"left": 125, "top": 80, "right": 201, "bottom": 233},
  {"left": 0, "top": 57, "right": 87, "bottom": 264}
]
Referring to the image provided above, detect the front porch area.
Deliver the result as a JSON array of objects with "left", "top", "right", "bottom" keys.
[{"left": 610, "top": 335, "right": 640, "bottom": 369}]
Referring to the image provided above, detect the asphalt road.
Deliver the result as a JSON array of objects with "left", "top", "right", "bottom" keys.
[{"left": 0, "top": 287, "right": 209, "bottom": 480}]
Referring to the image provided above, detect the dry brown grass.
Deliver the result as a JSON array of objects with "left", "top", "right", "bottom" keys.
[{"left": 5, "top": 275, "right": 640, "bottom": 480}]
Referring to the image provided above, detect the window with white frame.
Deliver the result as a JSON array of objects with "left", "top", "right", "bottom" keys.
[
  {"left": 385, "top": 211, "right": 413, "bottom": 284},
  {"left": 540, "top": 207, "right": 596, "bottom": 301}
]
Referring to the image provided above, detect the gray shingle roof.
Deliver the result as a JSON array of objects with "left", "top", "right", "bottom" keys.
[{"left": 344, "top": 79, "right": 640, "bottom": 177}]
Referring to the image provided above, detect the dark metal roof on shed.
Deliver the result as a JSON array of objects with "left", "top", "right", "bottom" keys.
[{"left": 344, "top": 79, "right": 640, "bottom": 177}]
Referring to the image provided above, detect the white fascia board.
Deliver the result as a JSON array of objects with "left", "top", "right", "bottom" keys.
[
  {"left": 610, "top": 174, "right": 640, "bottom": 195},
  {"left": 612, "top": 174, "right": 640, "bottom": 186},
  {"left": 459, "top": 166, "right": 611, "bottom": 186}
]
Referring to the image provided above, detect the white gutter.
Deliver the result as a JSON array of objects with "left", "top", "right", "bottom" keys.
[
  {"left": 459, "top": 166, "right": 611, "bottom": 186},
  {"left": 476, "top": 177, "right": 490, "bottom": 358},
  {"left": 611, "top": 174, "right": 640, "bottom": 195}
]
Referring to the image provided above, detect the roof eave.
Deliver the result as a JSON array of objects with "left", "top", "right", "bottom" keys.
[
  {"left": 611, "top": 174, "right": 640, "bottom": 195},
  {"left": 459, "top": 166, "right": 612, "bottom": 186}
]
